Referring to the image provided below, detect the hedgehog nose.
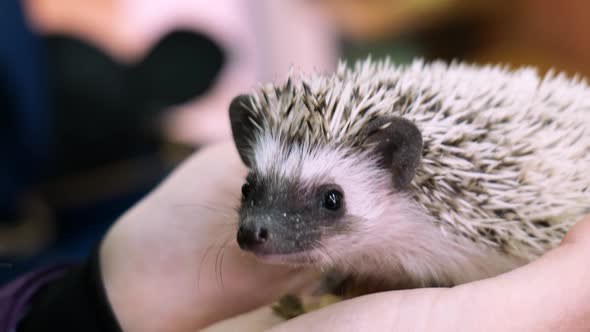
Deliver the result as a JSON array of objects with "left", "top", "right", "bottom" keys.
[{"left": 237, "top": 224, "right": 269, "bottom": 251}]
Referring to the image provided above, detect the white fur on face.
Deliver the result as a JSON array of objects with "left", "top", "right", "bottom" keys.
[
  {"left": 319, "top": 198, "right": 525, "bottom": 287},
  {"left": 252, "top": 131, "right": 392, "bottom": 221}
]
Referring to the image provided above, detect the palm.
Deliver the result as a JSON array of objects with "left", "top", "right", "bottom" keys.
[{"left": 99, "top": 143, "right": 317, "bottom": 331}]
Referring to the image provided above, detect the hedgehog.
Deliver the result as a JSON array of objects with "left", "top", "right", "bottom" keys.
[{"left": 228, "top": 58, "right": 590, "bottom": 308}]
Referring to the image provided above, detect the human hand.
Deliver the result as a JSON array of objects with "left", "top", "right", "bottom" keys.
[
  {"left": 269, "top": 215, "right": 590, "bottom": 332},
  {"left": 99, "top": 142, "right": 318, "bottom": 332}
]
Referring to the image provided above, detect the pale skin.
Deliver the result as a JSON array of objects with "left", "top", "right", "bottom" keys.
[{"left": 100, "top": 142, "right": 590, "bottom": 332}]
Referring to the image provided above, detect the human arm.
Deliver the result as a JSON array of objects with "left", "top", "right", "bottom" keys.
[{"left": 5, "top": 142, "right": 317, "bottom": 332}]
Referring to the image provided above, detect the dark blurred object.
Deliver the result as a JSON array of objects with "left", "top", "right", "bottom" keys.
[{"left": 45, "top": 30, "right": 225, "bottom": 174}]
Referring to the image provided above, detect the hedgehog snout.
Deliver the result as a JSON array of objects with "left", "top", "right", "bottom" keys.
[
  {"left": 237, "top": 223, "right": 269, "bottom": 251},
  {"left": 235, "top": 210, "right": 320, "bottom": 258}
]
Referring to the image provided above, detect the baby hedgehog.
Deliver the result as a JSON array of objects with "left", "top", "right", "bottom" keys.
[{"left": 229, "top": 58, "right": 590, "bottom": 294}]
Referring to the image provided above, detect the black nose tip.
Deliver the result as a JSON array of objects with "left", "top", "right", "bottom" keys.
[{"left": 237, "top": 225, "right": 269, "bottom": 250}]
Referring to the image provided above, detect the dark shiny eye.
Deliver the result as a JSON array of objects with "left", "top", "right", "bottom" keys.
[
  {"left": 241, "top": 182, "right": 251, "bottom": 199},
  {"left": 322, "top": 190, "right": 343, "bottom": 211}
]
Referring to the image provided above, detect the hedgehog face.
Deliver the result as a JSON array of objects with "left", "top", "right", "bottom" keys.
[
  {"left": 232, "top": 143, "right": 386, "bottom": 264},
  {"left": 229, "top": 93, "right": 423, "bottom": 265},
  {"left": 235, "top": 169, "right": 350, "bottom": 263}
]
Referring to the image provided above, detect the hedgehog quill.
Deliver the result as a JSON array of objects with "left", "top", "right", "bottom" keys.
[{"left": 228, "top": 58, "right": 590, "bottom": 306}]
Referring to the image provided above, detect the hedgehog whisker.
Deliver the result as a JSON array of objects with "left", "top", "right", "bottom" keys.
[
  {"left": 215, "top": 235, "right": 234, "bottom": 291},
  {"left": 171, "top": 201, "right": 238, "bottom": 225},
  {"left": 196, "top": 241, "right": 216, "bottom": 295},
  {"left": 172, "top": 201, "right": 236, "bottom": 215},
  {"left": 194, "top": 231, "right": 235, "bottom": 294}
]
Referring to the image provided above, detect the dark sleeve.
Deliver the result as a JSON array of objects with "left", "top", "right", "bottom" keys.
[{"left": 15, "top": 247, "right": 123, "bottom": 332}]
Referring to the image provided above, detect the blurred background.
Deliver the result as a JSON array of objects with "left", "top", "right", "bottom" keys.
[{"left": 2, "top": 0, "right": 590, "bottom": 284}]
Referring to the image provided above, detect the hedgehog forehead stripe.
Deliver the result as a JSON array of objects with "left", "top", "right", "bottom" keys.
[{"left": 241, "top": 57, "right": 590, "bottom": 261}]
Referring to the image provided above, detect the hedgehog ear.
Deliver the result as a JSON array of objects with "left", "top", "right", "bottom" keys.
[
  {"left": 229, "top": 94, "right": 257, "bottom": 167},
  {"left": 364, "top": 116, "right": 423, "bottom": 189}
]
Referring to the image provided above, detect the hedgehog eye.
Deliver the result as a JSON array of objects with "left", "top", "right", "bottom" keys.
[
  {"left": 322, "top": 190, "right": 343, "bottom": 211},
  {"left": 241, "top": 182, "right": 252, "bottom": 199}
]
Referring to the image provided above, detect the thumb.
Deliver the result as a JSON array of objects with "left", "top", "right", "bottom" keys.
[
  {"left": 450, "top": 214, "right": 590, "bottom": 332},
  {"left": 560, "top": 214, "right": 590, "bottom": 246}
]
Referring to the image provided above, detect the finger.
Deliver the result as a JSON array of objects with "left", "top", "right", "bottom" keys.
[
  {"left": 267, "top": 288, "right": 447, "bottom": 332},
  {"left": 448, "top": 214, "right": 590, "bottom": 332},
  {"left": 561, "top": 214, "right": 590, "bottom": 246},
  {"left": 270, "top": 214, "right": 590, "bottom": 332}
]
